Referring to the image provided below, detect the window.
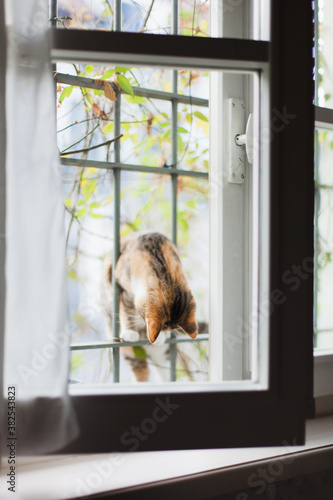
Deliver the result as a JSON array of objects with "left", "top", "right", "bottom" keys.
[
  {"left": 45, "top": 0, "right": 314, "bottom": 452},
  {"left": 313, "top": 0, "right": 333, "bottom": 402}
]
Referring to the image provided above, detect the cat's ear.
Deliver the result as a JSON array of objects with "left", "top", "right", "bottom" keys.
[
  {"left": 146, "top": 319, "right": 162, "bottom": 343},
  {"left": 179, "top": 311, "right": 198, "bottom": 339}
]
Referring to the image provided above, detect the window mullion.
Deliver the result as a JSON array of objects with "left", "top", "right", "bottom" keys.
[
  {"left": 169, "top": 0, "right": 179, "bottom": 382},
  {"left": 111, "top": 0, "right": 122, "bottom": 383},
  {"left": 210, "top": 0, "right": 249, "bottom": 382}
]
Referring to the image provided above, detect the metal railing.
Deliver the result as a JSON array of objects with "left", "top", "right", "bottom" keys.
[
  {"left": 54, "top": 0, "right": 209, "bottom": 382},
  {"left": 70, "top": 334, "right": 209, "bottom": 382}
]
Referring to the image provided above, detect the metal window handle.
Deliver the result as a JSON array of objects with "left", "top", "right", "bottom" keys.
[
  {"left": 227, "top": 98, "right": 253, "bottom": 184},
  {"left": 235, "top": 112, "right": 253, "bottom": 165}
]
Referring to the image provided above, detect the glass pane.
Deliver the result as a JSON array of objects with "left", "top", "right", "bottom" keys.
[
  {"left": 177, "top": 103, "right": 209, "bottom": 172},
  {"left": 57, "top": 58, "right": 264, "bottom": 387},
  {"left": 316, "top": 0, "right": 333, "bottom": 109},
  {"left": 317, "top": 130, "right": 333, "bottom": 186},
  {"left": 56, "top": 63, "right": 208, "bottom": 172},
  {"left": 56, "top": 0, "right": 115, "bottom": 30},
  {"left": 315, "top": 129, "right": 333, "bottom": 348},
  {"left": 52, "top": 0, "right": 267, "bottom": 39},
  {"left": 179, "top": 0, "right": 210, "bottom": 36},
  {"left": 57, "top": 60, "right": 210, "bottom": 384}
]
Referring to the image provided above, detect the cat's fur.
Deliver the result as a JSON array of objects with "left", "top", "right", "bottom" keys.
[{"left": 101, "top": 232, "right": 198, "bottom": 382}]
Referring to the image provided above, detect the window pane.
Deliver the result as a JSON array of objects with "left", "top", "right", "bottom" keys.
[
  {"left": 56, "top": 57, "right": 266, "bottom": 388},
  {"left": 315, "top": 129, "right": 333, "bottom": 348},
  {"left": 52, "top": 0, "right": 269, "bottom": 40},
  {"left": 316, "top": 0, "right": 333, "bottom": 109},
  {"left": 57, "top": 59, "right": 211, "bottom": 384}
]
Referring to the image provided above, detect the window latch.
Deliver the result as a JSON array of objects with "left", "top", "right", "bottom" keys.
[{"left": 227, "top": 98, "right": 253, "bottom": 184}]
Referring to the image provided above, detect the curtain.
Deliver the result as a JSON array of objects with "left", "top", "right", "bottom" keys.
[{"left": 3, "top": 0, "right": 78, "bottom": 454}]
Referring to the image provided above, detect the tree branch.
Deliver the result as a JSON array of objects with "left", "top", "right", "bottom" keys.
[{"left": 61, "top": 135, "right": 123, "bottom": 156}]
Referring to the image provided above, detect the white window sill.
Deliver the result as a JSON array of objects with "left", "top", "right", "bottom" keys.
[{"left": 1, "top": 415, "right": 333, "bottom": 499}]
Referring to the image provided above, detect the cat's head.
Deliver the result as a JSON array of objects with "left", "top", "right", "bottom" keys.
[{"left": 145, "top": 287, "right": 198, "bottom": 343}]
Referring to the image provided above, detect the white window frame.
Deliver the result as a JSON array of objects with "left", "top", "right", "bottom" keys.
[{"left": 209, "top": 0, "right": 270, "bottom": 386}]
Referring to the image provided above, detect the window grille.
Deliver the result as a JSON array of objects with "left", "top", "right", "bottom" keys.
[{"left": 53, "top": 0, "right": 210, "bottom": 383}]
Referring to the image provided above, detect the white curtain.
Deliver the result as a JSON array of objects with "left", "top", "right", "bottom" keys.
[{"left": 3, "top": 0, "right": 78, "bottom": 454}]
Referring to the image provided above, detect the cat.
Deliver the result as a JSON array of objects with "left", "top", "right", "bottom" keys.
[{"left": 100, "top": 232, "right": 198, "bottom": 382}]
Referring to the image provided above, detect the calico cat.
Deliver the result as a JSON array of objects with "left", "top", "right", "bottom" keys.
[{"left": 101, "top": 232, "right": 198, "bottom": 382}]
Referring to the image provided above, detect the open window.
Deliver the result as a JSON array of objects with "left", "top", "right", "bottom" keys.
[
  {"left": 48, "top": 0, "right": 314, "bottom": 453},
  {"left": 0, "top": 0, "right": 313, "bottom": 455}
]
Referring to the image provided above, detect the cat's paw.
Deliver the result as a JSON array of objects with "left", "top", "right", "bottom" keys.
[{"left": 121, "top": 329, "right": 140, "bottom": 342}]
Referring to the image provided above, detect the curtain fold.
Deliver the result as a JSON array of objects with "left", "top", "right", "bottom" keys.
[{"left": 3, "top": 0, "right": 78, "bottom": 454}]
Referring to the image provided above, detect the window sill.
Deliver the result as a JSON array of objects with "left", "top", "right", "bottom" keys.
[
  {"left": 1, "top": 415, "right": 333, "bottom": 499},
  {"left": 314, "top": 348, "right": 333, "bottom": 397}
]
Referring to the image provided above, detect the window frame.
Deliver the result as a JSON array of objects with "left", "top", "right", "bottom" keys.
[{"left": 46, "top": 0, "right": 315, "bottom": 454}]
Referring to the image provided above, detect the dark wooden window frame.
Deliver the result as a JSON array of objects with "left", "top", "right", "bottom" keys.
[{"left": 47, "top": 0, "right": 314, "bottom": 453}]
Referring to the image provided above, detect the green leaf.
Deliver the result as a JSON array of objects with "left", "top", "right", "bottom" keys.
[
  {"left": 82, "top": 179, "right": 97, "bottom": 195},
  {"left": 122, "top": 123, "right": 131, "bottom": 132},
  {"left": 85, "top": 93, "right": 93, "bottom": 106},
  {"left": 102, "top": 5, "right": 112, "bottom": 17},
  {"left": 178, "top": 134, "right": 184, "bottom": 151},
  {"left": 85, "top": 65, "right": 93, "bottom": 73},
  {"left": 71, "top": 352, "right": 85, "bottom": 371},
  {"left": 89, "top": 202, "right": 100, "bottom": 209},
  {"left": 93, "top": 90, "right": 104, "bottom": 96},
  {"left": 59, "top": 85, "right": 73, "bottom": 103},
  {"left": 124, "top": 94, "right": 145, "bottom": 104},
  {"left": 89, "top": 212, "right": 103, "bottom": 219},
  {"left": 194, "top": 111, "right": 208, "bottom": 122},
  {"left": 143, "top": 136, "right": 157, "bottom": 152},
  {"left": 100, "top": 196, "right": 113, "bottom": 206},
  {"left": 103, "top": 121, "right": 114, "bottom": 134},
  {"left": 68, "top": 269, "right": 77, "bottom": 280},
  {"left": 178, "top": 216, "right": 189, "bottom": 233},
  {"left": 133, "top": 346, "right": 147, "bottom": 358},
  {"left": 64, "top": 198, "right": 72, "bottom": 207},
  {"left": 129, "top": 133, "right": 139, "bottom": 144},
  {"left": 186, "top": 113, "right": 193, "bottom": 124},
  {"left": 117, "top": 74, "right": 134, "bottom": 96},
  {"left": 160, "top": 122, "right": 170, "bottom": 128},
  {"left": 76, "top": 207, "right": 87, "bottom": 218},
  {"left": 100, "top": 69, "right": 115, "bottom": 80},
  {"left": 115, "top": 66, "right": 131, "bottom": 73},
  {"left": 178, "top": 127, "right": 189, "bottom": 134}
]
